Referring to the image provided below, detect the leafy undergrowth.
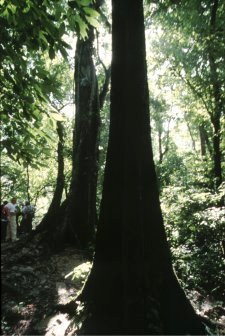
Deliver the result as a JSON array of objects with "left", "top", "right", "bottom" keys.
[{"left": 1, "top": 236, "right": 225, "bottom": 336}]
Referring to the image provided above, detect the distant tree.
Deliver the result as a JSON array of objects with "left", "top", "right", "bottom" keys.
[
  {"left": 77, "top": 1, "right": 206, "bottom": 334},
  {"left": 149, "top": 0, "right": 225, "bottom": 187},
  {"left": 35, "top": 59, "right": 73, "bottom": 233},
  {"left": 150, "top": 95, "right": 171, "bottom": 165}
]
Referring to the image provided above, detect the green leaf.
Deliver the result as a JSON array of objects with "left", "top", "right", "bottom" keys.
[
  {"left": 50, "top": 112, "right": 65, "bottom": 121},
  {"left": 78, "top": 0, "right": 92, "bottom": 5},
  {"left": 74, "top": 14, "right": 88, "bottom": 38},
  {"left": 39, "top": 31, "right": 49, "bottom": 47},
  {"left": 59, "top": 22, "right": 66, "bottom": 37},
  {"left": 49, "top": 47, "right": 55, "bottom": 60},
  {"left": 2, "top": 8, "right": 9, "bottom": 18},
  {"left": 22, "top": 3, "right": 31, "bottom": 14},
  {"left": 83, "top": 7, "right": 99, "bottom": 18},
  {"left": 61, "top": 40, "right": 72, "bottom": 49},
  {"left": 8, "top": 4, "right": 17, "bottom": 14},
  {"left": 55, "top": 5, "right": 62, "bottom": 21},
  {"left": 85, "top": 15, "right": 99, "bottom": 28},
  {"left": 59, "top": 46, "right": 68, "bottom": 59}
]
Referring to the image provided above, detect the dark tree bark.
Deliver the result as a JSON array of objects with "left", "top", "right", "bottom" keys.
[
  {"left": 78, "top": 1, "right": 206, "bottom": 334},
  {"left": 61, "top": 31, "right": 100, "bottom": 247},
  {"left": 37, "top": 120, "right": 65, "bottom": 232},
  {"left": 201, "top": 124, "right": 213, "bottom": 157},
  {"left": 59, "top": 0, "right": 108, "bottom": 248},
  {"left": 198, "top": 124, "right": 217, "bottom": 185}
]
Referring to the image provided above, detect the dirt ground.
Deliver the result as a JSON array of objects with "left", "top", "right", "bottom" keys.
[
  {"left": 1, "top": 236, "right": 225, "bottom": 335},
  {"left": 1, "top": 236, "right": 91, "bottom": 336}
]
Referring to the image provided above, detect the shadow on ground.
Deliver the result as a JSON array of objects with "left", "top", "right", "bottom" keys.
[{"left": 1, "top": 238, "right": 91, "bottom": 335}]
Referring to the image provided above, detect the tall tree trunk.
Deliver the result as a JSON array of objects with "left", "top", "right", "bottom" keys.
[
  {"left": 78, "top": 1, "right": 206, "bottom": 334},
  {"left": 59, "top": 0, "right": 109, "bottom": 248},
  {"left": 37, "top": 120, "right": 65, "bottom": 231},
  {"left": 36, "top": 1, "right": 109, "bottom": 248},
  {"left": 62, "top": 31, "right": 100, "bottom": 247},
  {"left": 208, "top": 0, "right": 223, "bottom": 187}
]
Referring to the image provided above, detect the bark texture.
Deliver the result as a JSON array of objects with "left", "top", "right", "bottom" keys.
[
  {"left": 78, "top": 1, "right": 206, "bottom": 334},
  {"left": 60, "top": 0, "right": 107, "bottom": 248},
  {"left": 61, "top": 32, "right": 99, "bottom": 247}
]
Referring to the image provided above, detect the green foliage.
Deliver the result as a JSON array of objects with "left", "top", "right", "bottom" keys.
[
  {"left": 0, "top": 0, "right": 99, "bottom": 165},
  {"left": 148, "top": 0, "right": 225, "bottom": 185},
  {"left": 65, "top": 261, "right": 92, "bottom": 287},
  {"left": 156, "top": 146, "right": 186, "bottom": 187},
  {"left": 67, "top": 0, "right": 100, "bottom": 38},
  {"left": 96, "top": 100, "right": 110, "bottom": 212},
  {"left": 162, "top": 184, "right": 225, "bottom": 298}
]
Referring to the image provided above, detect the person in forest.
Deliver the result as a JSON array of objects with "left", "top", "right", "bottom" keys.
[
  {"left": 21, "top": 201, "right": 35, "bottom": 234},
  {"left": 5, "top": 197, "right": 18, "bottom": 242},
  {"left": 1, "top": 201, "right": 8, "bottom": 242},
  {"left": 15, "top": 203, "right": 22, "bottom": 235}
]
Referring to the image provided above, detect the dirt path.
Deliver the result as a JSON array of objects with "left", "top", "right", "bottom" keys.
[{"left": 1, "top": 239, "right": 91, "bottom": 335}]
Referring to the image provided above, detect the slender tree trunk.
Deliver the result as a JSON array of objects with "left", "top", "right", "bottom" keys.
[
  {"left": 201, "top": 123, "right": 213, "bottom": 157},
  {"left": 78, "top": 1, "right": 206, "bottom": 334},
  {"left": 158, "top": 130, "right": 163, "bottom": 164},
  {"left": 185, "top": 116, "right": 196, "bottom": 152},
  {"left": 208, "top": 0, "right": 223, "bottom": 187},
  {"left": 158, "top": 121, "right": 170, "bottom": 165},
  {"left": 37, "top": 121, "right": 65, "bottom": 231},
  {"left": 199, "top": 125, "right": 206, "bottom": 156},
  {"left": 26, "top": 165, "right": 31, "bottom": 203},
  {"left": 210, "top": 94, "right": 222, "bottom": 187}
]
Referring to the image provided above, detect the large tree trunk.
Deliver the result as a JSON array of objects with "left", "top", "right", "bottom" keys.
[
  {"left": 35, "top": 5, "right": 110, "bottom": 249},
  {"left": 59, "top": 0, "right": 111, "bottom": 246},
  {"left": 60, "top": 0, "right": 109, "bottom": 248},
  {"left": 78, "top": 1, "right": 206, "bottom": 334},
  {"left": 63, "top": 31, "right": 100, "bottom": 247}
]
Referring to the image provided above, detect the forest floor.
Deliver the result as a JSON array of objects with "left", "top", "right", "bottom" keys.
[
  {"left": 1, "top": 235, "right": 91, "bottom": 336},
  {"left": 1, "top": 235, "right": 225, "bottom": 336}
]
